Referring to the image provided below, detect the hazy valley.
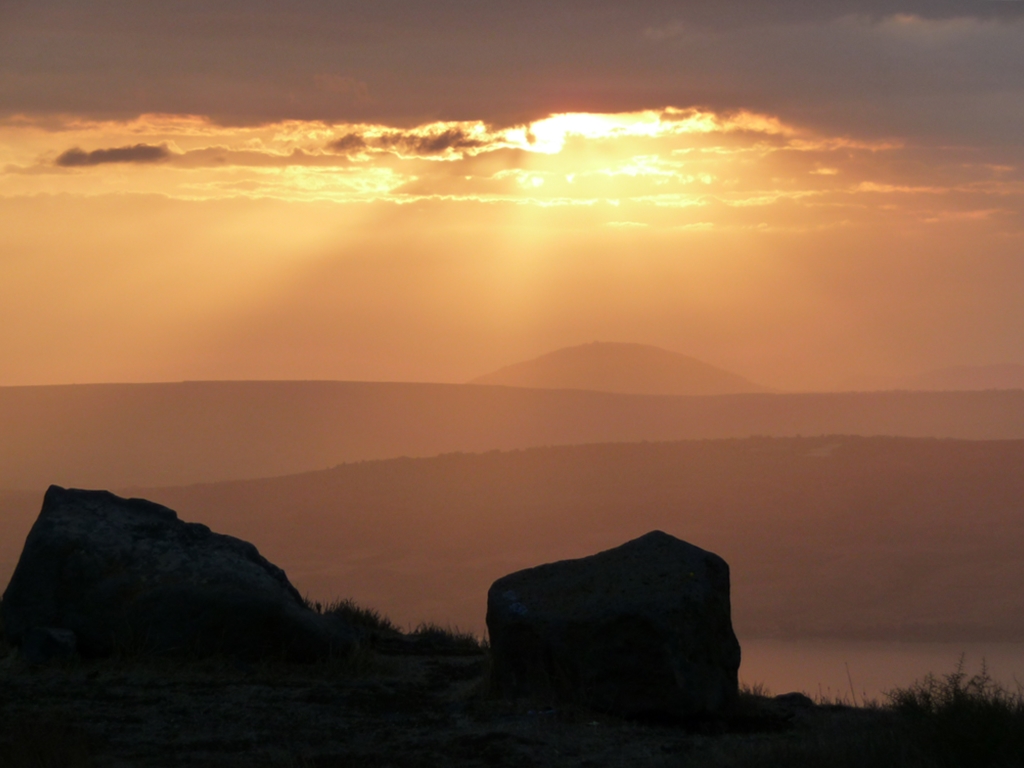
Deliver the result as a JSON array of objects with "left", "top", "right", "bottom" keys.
[{"left": 5, "top": 434, "right": 1021, "bottom": 644}]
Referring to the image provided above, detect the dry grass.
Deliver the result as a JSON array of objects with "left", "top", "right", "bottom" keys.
[
  {"left": 887, "top": 657, "right": 1024, "bottom": 768},
  {"left": 305, "top": 597, "right": 398, "bottom": 635},
  {"left": 407, "top": 622, "right": 487, "bottom": 653}
]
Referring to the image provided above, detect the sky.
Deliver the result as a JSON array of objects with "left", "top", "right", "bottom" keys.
[{"left": 1, "top": 0, "right": 1023, "bottom": 390}]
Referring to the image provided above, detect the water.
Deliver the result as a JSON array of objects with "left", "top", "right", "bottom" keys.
[{"left": 739, "top": 639, "right": 1024, "bottom": 704}]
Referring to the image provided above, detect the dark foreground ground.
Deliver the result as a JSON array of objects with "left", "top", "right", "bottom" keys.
[{"left": 3, "top": 633, "right": 1022, "bottom": 768}]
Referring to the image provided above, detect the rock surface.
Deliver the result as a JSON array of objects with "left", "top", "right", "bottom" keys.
[
  {"left": 1, "top": 486, "right": 355, "bottom": 660},
  {"left": 486, "top": 531, "right": 741, "bottom": 719},
  {"left": 775, "top": 692, "right": 815, "bottom": 709},
  {"left": 21, "top": 626, "right": 78, "bottom": 665}
]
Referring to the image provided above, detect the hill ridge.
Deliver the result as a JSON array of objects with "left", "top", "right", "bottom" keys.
[
  {"left": 469, "top": 341, "right": 768, "bottom": 396},
  {"left": 4, "top": 381, "right": 1024, "bottom": 490}
]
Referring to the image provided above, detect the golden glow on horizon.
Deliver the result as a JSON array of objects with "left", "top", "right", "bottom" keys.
[{"left": 1, "top": 105, "right": 1013, "bottom": 233}]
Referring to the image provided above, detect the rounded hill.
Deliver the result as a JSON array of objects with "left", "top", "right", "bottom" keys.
[{"left": 468, "top": 342, "right": 768, "bottom": 396}]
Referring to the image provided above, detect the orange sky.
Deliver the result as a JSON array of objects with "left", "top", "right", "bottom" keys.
[{"left": 2, "top": 6, "right": 1023, "bottom": 390}]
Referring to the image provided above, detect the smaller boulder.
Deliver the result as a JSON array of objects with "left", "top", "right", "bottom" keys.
[
  {"left": 22, "top": 627, "right": 78, "bottom": 665},
  {"left": 775, "top": 692, "right": 815, "bottom": 709},
  {"left": 486, "top": 531, "right": 741, "bottom": 720}
]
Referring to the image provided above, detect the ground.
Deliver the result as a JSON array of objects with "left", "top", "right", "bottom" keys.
[{"left": 0, "top": 638, "right": 924, "bottom": 768}]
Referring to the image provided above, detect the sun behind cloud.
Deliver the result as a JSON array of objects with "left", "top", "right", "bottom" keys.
[{"left": 3, "top": 106, "right": 1014, "bottom": 235}]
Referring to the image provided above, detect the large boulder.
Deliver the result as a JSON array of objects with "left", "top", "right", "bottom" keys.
[
  {"left": 486, "top": 531, "right": 741, "bottom": 719},
  {"left": 1, "top": 486, "right": 356, "bottom": 661}
]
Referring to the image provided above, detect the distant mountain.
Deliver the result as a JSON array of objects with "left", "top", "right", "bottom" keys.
[
  {"left": 469, "top": 342, "right": 768, "bottom": 396},
  {"left": 845, "top": 364, "right": 1024, "bottom": 392}
]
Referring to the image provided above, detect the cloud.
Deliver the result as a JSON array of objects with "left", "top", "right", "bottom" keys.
[
  {"left": 638, "top": 0, "right": 1022, "bottom": 29},
  {"left": 312, "top": 74, "right": 369, "bottom": 102},
  {"left": 327, "top": 134, "right": 368, "bottom": 153},
  {"left": 55, "top": 144, "right": 171, "bottom": 167},
  {"left": 375, "top": 128, "right": 489, "bottom": 156},
  {"left": 324, "top": 110, "right": 795, "bottom": 161},
  {"left": 1, "top": 1, "right": 1021, "bottom": 145},
  {"left": 329, "top": 127, "right": 489, "bottom": 158},
  {"left": 171, "top": 147, "right": 353, "bottom": 169},
  {"left": 2, "top": 107, "right": 1018, "bottom": 236}
]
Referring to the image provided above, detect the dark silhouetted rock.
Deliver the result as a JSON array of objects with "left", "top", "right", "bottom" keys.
[
  {"left": 775, "top": 692, "right": 815, "bottom": 709},
  {"left": 486, "top": 531, "right": 741, "bottom": 719},
  {"left": 22, "top": 626, "right": 78, "bottom": 665},
  {"left": 1, "top": 486, "right": 356, "bottom": 661}
]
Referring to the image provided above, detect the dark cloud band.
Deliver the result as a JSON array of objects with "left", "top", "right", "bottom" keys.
[
  {"left": 328, "top": 134, "right": 368, "bottom": 153},
  {"left": 6, "top": 1, "right": 1021, "bottom": 145},
  {"left": 56, "top": 144, "right": 171, "bottom": 167},
  {"left": 329, "top": 128, "right": 488, "bottom": 157}
]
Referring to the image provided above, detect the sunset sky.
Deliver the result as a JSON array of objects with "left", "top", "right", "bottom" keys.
[{"left": 2, "top": 1, "right": 1022, "bottom": 390}]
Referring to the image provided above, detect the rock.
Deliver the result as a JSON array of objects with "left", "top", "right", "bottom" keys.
[
  {"left": 21, "top": 626, "right": 78, "bottom": 665},
  {"left": 775, "top": 692, "right": 815, "bottom": 709},
  {"left": 486, "top": 531, "right": 741, "bottom": 719},
  {"left": 1, "top": 486, "right": 356, "bottom": 661}
]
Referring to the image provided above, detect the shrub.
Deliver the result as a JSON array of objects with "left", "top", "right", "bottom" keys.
[{"left": 887, "top": 657, "right": 1024, "bottom": 768}]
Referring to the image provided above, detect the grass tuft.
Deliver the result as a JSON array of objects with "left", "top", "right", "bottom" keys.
[
  {"left": 304, "top": 597, "right": 398, "bottom": 635},
  {"left": 302, "top": 597, "right": 486, "bottom": 655},
  {"left": 407, "top": 622, "right": 487, "bottom": 653},
  {"left": 886, "top": 656, "right": 1024, "bottom": 768},
  {"left": 740, "top": 681, "right": 773, "bottom": 699}
]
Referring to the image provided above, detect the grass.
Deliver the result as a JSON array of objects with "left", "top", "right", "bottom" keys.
[
  {"left": 887, "top": 657, "right": 1024, "bottom": 768},
  {"left": 305, "top": 596, "right": 487, "bottom": 655},
  {"left": 728, "top": 660, "right": 1024, "bottom": 768},
  {"left": 305, "top": 596, "right": 399, "bottom": 635},
  {"left": 699, "top": 659, "right": 1024, "bottom": 768},
  {"left": 407, "top": 622, "right": 487, "bottom": 653}
]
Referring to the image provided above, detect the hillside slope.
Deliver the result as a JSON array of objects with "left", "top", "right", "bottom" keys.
[
  {"left": 469, "top": 342, "right": 767, "bottom": 395},
  {"left": 60, "top": 436, "right": 1022, "bottom": 643},
  {"left": 4, "top": 382, "right": 1024, "bottom": 490}
]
